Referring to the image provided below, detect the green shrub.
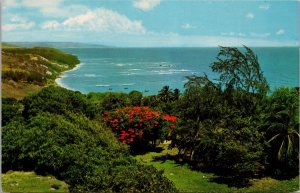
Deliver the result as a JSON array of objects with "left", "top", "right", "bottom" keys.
[
  {"left": 3, "top": 112, "right": 177, "bottom": 192},
  {"left": 3, "top": 87, "right": 178, "bottom": 192},
  {"left": 22, "top": 86, "right": 96, "bottom": 119},
  {"left": 2, "top": 98, "right": 23, "bottom": 126},
  {"left": 100, "top": 92, "right": 130, "bottom": 111}
]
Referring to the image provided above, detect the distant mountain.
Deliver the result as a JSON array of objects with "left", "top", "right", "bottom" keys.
[{"left": 5, "top": 42, "right": 112, "bottom": 49}]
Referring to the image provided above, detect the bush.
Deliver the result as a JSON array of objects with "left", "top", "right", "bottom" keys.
[
  {"left": 3, "top": 88, "right": 178, "bottom": 192},
  {"left": 3, "top": 112, "right": 177, "bottom": 192},
  {"left": 2, "top": 98, "right": 23, "bottom": 126},
  {"left": 22, "top": 86, "right": 96, "bottom": 119},
  {"left": 100, "top": 92, "right": 130, "bottom": 111},
  {"left": 128, "top": 90, "right": 143, "bottom": 106}
]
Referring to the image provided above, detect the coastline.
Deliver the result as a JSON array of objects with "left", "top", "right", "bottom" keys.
[{"left": 54, "top": 62, "right": 83, "bottom": 90}]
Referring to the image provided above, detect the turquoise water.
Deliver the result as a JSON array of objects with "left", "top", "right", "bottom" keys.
[{"left": 57, "top": 47, "right": 299, "bottom": 95}]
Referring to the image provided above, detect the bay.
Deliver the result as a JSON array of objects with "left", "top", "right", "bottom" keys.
[{"left": 57, "top": 47, "right": 299, "bottom": 95}]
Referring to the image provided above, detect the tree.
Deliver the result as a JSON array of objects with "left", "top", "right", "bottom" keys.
[
  {"left": 170, "top": 46, "right": 269, "bottom": 186},
  {"left": 22, "top": 86, "right": 96, "bottom": 119},
  {"left": 102, "top": 106, "right": 177, "bottom": 152},
  {"left": 173, "top": 88, "right": 180, "bottom": 100},
  {"left": 128, "top": 90, "right": 143, "bottom": 106},
  {"left": 264, "top": 87, "right": 299, "bottom": 178},
  {"left": 2, "top": 98, "right": 23, "bottom": 126},
  {"left": 101, "top": 92, "right": 130, "bottom": 111},
  {"left": 158, "top": 85, "right": 174, "bottom": 103},
  {"left": 170, "top": 85, "right": 222, "bottom": 160},
  {"left": 211, "top": 46, "right": 269, "bottom": 95}
]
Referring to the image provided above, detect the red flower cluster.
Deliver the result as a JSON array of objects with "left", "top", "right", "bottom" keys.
[
  {"left": 102, "top": 106, "right": 177, "bottom": 144},
  {"left": 163, "top": 114, "right": 177, "bottom": 122},
  {"left": 163, "top": 114, "right": 177, "bottom": 129}
]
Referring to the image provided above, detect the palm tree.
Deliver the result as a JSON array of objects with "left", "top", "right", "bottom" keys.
[
  {"left": 158, "top": 86, "right": 173, "bottom": 103},
  {"left": 266, "top": 88, "right": 299, "bottom": 161}
]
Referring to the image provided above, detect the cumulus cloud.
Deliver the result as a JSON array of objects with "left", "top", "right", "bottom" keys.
[
  {"left": 259, "top": 4, "right": 270, "bottom": 10},
  {"left": 133, "top": 0, "right": 161, "bottom": 11},
  {"left": 246, "top": 13, "right": 255, "bottom": 19},
  {"left": 41, "top": 20, "right": 61, "bottom": 29},
  {"left": 181, "top": 23, "right": 196, "bottom": 29},
  {"left": 3, "top": 0, "right": 77, "bottom": 17},
  {"left": 221, "top": 32, "right": 246, "bottom": 37},
  {"left": 41, "top": 8, "right": 147, "bottom": 35},
  {"left": 3, "top": 15, "right": 35, "bottom": 31},
  {"left": 276, "top": 29, "right": 285, "bottom": 35}
]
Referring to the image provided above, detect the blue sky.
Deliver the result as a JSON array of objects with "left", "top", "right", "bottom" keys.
[{"left": 2, "top": 0, "right": 299, "bottom": 47}]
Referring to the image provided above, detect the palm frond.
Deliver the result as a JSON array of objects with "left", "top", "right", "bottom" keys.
[
  {"left": 268, "top": 133, "right": 281, "bottom": 143},
  {"left": 286, "top": 135, "right": 293, "bottom": 157},
  {"left": 291, "top": 129, "right": 300, "bottom": 138},
  {"left": 278, "top": 137, "right": 286, "bottom": 160}
]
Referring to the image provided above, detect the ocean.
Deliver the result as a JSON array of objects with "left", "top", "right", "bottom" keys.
[{"left": 56, "top": 47, "right": 299, "bottom": 95}]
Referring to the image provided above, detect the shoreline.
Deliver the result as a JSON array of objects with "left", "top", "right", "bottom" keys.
[{"left": 54, "top": 62, "right": 83, "bottom": 90}]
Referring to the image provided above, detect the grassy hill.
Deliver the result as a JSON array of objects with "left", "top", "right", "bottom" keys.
[
  {"left": 136, "top": 144, "right": 300, "bottom": 193},
  {"left": 2, "top": 46, "right": 80, "bottom": 99},
  {"left": 2, "top": 171, "right": 69, "bottom": 192}
]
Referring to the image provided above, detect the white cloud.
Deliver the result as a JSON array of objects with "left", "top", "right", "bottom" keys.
[
  {"left": 246, "top": 13, "right": 255, "bottom": 19},
  {"left": 276, "top": 29, "right": 285, "bottom": 35},
  {"left": 181, "top": 23, "right": 196, "bottom": 29},
  {"left": 3, "top": 14, "right": 35, "bottom": 31},
  {"left": 221, "top": 32, "right": 246, "bottom": 37},
  {"left": 3, "top": 16, "right": 35, "bottom": 31},
  {"left": 133, "top": 0, "right": 161, "bottom": 11},
  {"left": 259, "top": 4, "right": 270, "bottom": 10},
  {"left": 17, "top": 0, "right": 89, "bottom": 18},
  {"left": 41, "top": 8, "right": 147, "bottom": 35},
  {"left": 41, "top": 20, "right": 61, "bottom": 29}
]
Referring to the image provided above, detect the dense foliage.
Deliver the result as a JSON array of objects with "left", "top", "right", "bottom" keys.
[
  {"left": 2, "top": 86, "right": 178, "bottom": 193},
  {"left": 167, "top": 46, "right": 299, "bottom": 186},
  {"left": 263, "top": 87, "right": 299, "bottom": 178}
]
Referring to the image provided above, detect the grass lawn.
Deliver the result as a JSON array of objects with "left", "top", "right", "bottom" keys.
[
  {"left": 2, "top": 81, "right": 44, "bottom": 99},
  {"left": 135, "top": 144, "right": 299, "bottom": 193},
  {"left": 2, "top": 171, "right": 69, "bottom": 193}
]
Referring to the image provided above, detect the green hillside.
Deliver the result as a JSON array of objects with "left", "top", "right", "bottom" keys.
[
  {"left": 2, "top": 171, "right": 69, "bottom": 193},
  {"left": 2, "top": 47, "right": 80, "bottom": 99}
]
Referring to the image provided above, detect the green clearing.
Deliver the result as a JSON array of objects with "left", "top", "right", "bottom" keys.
[
  {"left": 135, "top": 144, "right": 299, "bottom": 193},
  {"left": 2, "top": 171, "right": 69, "bottom": 193}
]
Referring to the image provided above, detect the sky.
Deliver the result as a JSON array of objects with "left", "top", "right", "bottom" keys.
[{"left": 1, "top": 0, "right": 299, "bottom": 47}]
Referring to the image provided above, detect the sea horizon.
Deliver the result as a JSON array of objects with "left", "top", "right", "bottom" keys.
[{"left": 55, "top": 47, "right": 299, "bottom": 95}]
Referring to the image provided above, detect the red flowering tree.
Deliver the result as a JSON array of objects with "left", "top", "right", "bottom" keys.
[{"left": 102, "top": 106, "right": 177, "bottom": 150}]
